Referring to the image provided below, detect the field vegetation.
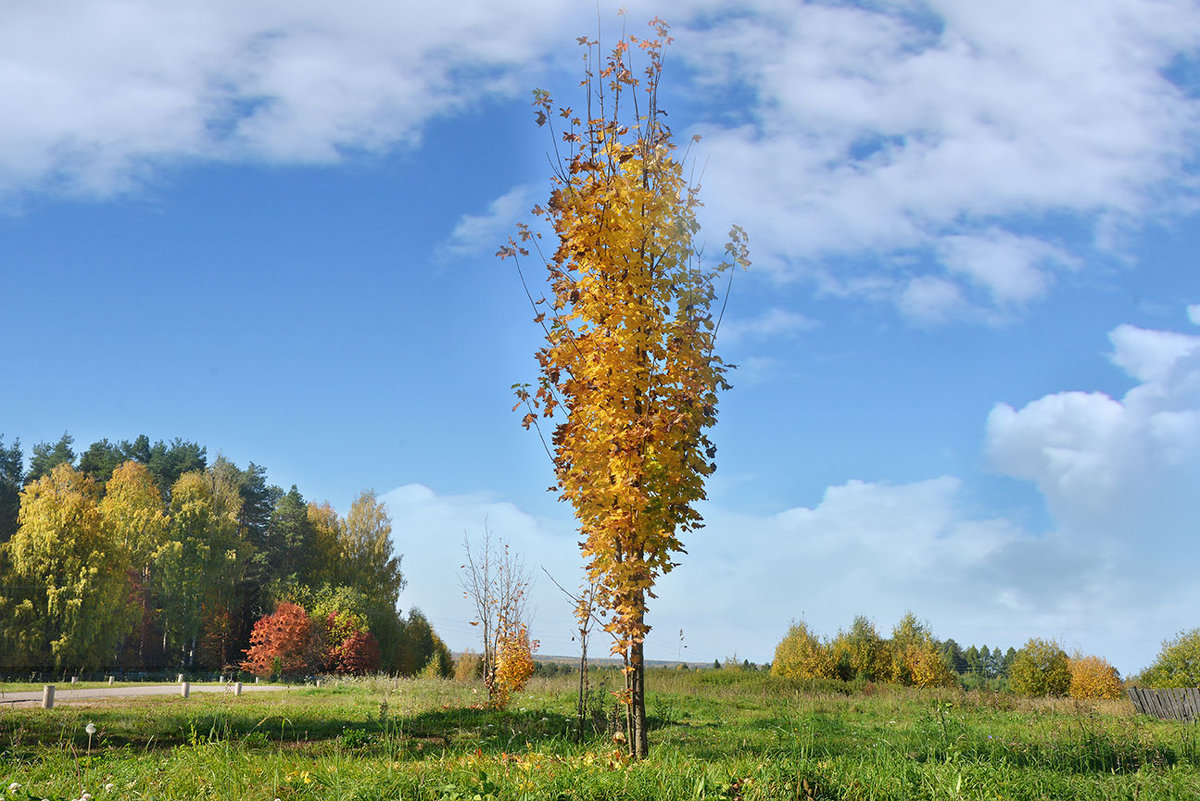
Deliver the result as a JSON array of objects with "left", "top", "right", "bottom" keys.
[{"left": 3, "top": 668, "right": 1200, "bottom": 800}]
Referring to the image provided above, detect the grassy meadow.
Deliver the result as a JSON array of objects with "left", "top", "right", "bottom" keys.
[{"left": 2, "top": 668, "right": 1199, "bottom": 800}]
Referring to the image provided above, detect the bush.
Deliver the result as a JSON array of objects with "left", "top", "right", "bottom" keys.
[
  {"left": 329, "top": 631, "right": 381, "bottom": 675},
  {"left": 490, "top": 623, "right": 537, "bottom": 709},
  {"left": 455, "top": 649, "right": 483, "bottom": 682},
  {"left": 1140, "top": 629, "right": 1200, "bottom": 688},
  {"left": 772, "top": 620, "right": 836, "bottom": 680},
  {"left": 888, "top": 613, "right": 956, "bottom": 688},
  {"left": 241, "top": 602, "right": 315, "bottom": 678},
  {"left": 1009, "top": 638, "right": 1071, "bottom": 696},
  {"left": 831, "top": 616, "right": 891, "bottom": 682},
  {"left": 1069, "top": 654, "right": 1123, "bottom": 699}
]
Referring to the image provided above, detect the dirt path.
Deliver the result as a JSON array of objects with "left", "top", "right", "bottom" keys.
[{"left": 0, "top": 683, "right": 292, "bottom": 708}]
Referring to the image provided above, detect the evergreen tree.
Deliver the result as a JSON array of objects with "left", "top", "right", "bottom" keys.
[
  {"left": 0, "top": 435, "right": 23, "bottom": 542},
  {"left": 940, "top": 638, "right": 967, "bottom": 674},
  {"left": 78, "top": 438, "right": 126, "bottom": 484},
  {"left": 147, "top": 438, "right": 206, "bottom": 499},
  {"left": 26, "top": 432, "right": 75, "bottom": 483},
  {"left": 268, "top": 486, "right": 316, "bottom": 585}
]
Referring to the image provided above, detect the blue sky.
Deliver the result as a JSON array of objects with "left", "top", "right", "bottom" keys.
[{"left": 5, "top": 0, "right": 1200, "bottom": 674}]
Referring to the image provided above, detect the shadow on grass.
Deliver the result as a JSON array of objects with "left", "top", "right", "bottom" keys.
[{"left": 0, "top": 702, "right": 612, "bottom": 764}]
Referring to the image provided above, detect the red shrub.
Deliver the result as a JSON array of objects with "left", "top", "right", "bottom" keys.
[
  {"left": 329, "top": 630, "right": 381, "bottom": 674},
  {"left": 241, "top": 602, "right": 315, "bottom": 677}
]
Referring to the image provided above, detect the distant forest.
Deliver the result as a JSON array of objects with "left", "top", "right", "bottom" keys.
[{"left": 0, "top": 432, "right": 452, "bottom": 676}]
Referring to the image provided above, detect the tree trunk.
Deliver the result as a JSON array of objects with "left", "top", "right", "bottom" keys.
[
  {"left": 630, "top": 636, "right": 648, "bottom": 759},
  {"left": 577, "top": 629, "right": 588, "bottom": 742}
]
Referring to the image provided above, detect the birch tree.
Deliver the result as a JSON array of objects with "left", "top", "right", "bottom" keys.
[{"left": 8, "top": 463, "right": 134, "bottom": 670}]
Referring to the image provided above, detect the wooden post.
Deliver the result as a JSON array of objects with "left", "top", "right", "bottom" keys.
[{"left": 41, "top": 685, "right": 54, "bottom": 709}]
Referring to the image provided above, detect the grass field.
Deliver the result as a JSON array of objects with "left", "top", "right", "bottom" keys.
[{"left": 2, "top": 668, "right": 1198, "bottom": 800}]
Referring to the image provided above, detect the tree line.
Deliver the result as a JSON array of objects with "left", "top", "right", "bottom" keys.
[
  {"left": 0, "top": 432, "right": 451, "bottom": 676},
  {"left": 771, "top": 614, "right": 1131, "bottom": 699}
]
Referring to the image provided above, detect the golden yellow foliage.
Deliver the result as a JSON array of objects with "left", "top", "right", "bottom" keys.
[
  {"left": 490, "top": 623, "right": 537, "bottom": 709},
  {"left": 899, "top": 644, "right": 958, "bottom": 688},
  {"left": 10, "top": 463, "right": 134, "bottom": 670},
  {"left": 831, "top": 616, "right": 891, "bottom": 682},
  {"left": 886, "top": 613, "right": 956, "bottom": 688},
  {"left": 772, "top": 621, "right": 837, "bottom": 679},
  {"left": 504, "top": 18, "right": 747, "bottom": 758},
  {"left": 1069, "top": 654, "right": 1123, "bottom": 700},
  {"left": 455, "top": 649, "right": 483, "bottom": 683},
  {"left": 100, "top": 460, "right": 167, "bottom": 567},
  {"left": 1010, "top": 638, "right": 1072, "bottom": 697},
  {"left": 505, "top": 19, "right": 748, "bottom": 679}
]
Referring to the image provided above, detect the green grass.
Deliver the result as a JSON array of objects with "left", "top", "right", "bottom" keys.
[{"left": 2, "top": 668, "right": 1199, "bottom": 800}]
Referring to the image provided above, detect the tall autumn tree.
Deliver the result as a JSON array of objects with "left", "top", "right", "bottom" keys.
[
  {"left": 341, "top": 490, "right": 404, "bottom": 608},
  {"left": 503, "top": 19, "right": 748, "bottom": 757},
  {"left": 101, "top": 461, "right": 169, "bottom": 569},
  {"left": 155, "top": 470, "right": 245, "bottom": 667},
  {"left": 100, "top": 461, "right": 169, "bottom": 667},
  {"left": 7, "top": 463, "right": 134, "bottom": 670}
]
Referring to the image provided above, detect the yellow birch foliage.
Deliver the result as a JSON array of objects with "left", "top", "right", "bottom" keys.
[
  {"left": 307, "top": 501, "right": 343, "bottom": 587},
  {"left": 888, "top": 612, "right": 956, "bottom": 688},
  {"left": 9, "top": 463, "right": 134, "bottom": 670},
  {"left": 504, "top": 19, "right": 749, "bottom": 665},
  {"left": 1010, "top": 638, "right": 1072, "bottom": 697},
  {"left": 1069, "top": 654, "right": 1123, "bottom": 700},
  {"left": 100, "top": 460, "right": 168, "bottom": 569},
  {"left": 772, "top": 620, "right": 837, "bottom": 680}
]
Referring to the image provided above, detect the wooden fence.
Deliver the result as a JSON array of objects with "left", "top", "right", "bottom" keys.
[{"left": 1127, "top": 687, "right": 1200, "bottom": 722}]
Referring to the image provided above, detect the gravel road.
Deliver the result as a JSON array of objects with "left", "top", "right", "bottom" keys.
[{"left": 0, "top": 683, "right": 291, "bottom": 708}]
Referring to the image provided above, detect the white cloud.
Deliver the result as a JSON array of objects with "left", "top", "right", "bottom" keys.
[
  {"left": 7, "top": 0, "right": 1197, "bottom": 329},
  {"left": 983, "top": 316, "right": 1200, "bottom": 662},
  {"left": 720, "top": 307, "right": 816, "bottom": 342},
  {"left": 381, "top": 313, "right": 1200, "bottom": 674},
  {"left": 437, "top": 184, "right": 539, "bottom": 262},
  {"left": 938, "top": 231, "right": 1072, "bottom": 306},
  {"left": 898, "top": 276, "right": 968, "bottom": 326},
  {"left": 986, "top": 323, "right": 1200, "bottom": 524},
  {"left": 0, "top": 0, "right": 573, "bottom": 197},
  {"left": 683, "top": 0, "right": 1200, "bottom": 322}
]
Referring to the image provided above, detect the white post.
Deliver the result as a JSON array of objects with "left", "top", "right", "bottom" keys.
[
  {"left": 255, "top": 676, "right": 260, "bottom": 684},
  {"left": 70, "top": 676, "right": 77, "bottom": 684},
  {"left": 180, "top": 682, "right": 190, "bottom": 698},
  {"left": 234, "top": 682, "right": 243, "bottom": 696},
  {"left": 315, "top": 679, "right": 322, "bottom": 688},
  {"left": 107, "top": 676, "right": 114, "bottom": 685},
  {"left": 177, "top": 673, "right": 184, "bottom": 683},
  {"left": 41, "top": 685, "right": 54, "bottom": 709}
]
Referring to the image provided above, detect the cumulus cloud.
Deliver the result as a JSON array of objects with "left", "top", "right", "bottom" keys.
[
  {"left": 984, "top": 317, "right": 1200, "bottom": 660},
  {"left": 0, "top": 0, "right": 572, "bottom": 197},
  {"left": 7, "top": 0, "right": 1198, "bottom": 328},
  {"left": 682, "top": 0, "right": 1200, "bottom": 321},
  {"left": 986, "top": 323, "right": 1200, "bottom": 527},
  {"left": 382, "top": 314, "right": 1200, "bottom": 674}
]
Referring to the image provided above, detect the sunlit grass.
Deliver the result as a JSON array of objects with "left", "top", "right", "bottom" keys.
[{"left": 1, "top": 668, "right": 1198, "bottom": 799}]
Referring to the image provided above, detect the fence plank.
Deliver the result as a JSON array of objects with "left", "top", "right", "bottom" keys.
[{"left": 1127, "top": 687, "right": 1200, "bottom": 721}]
